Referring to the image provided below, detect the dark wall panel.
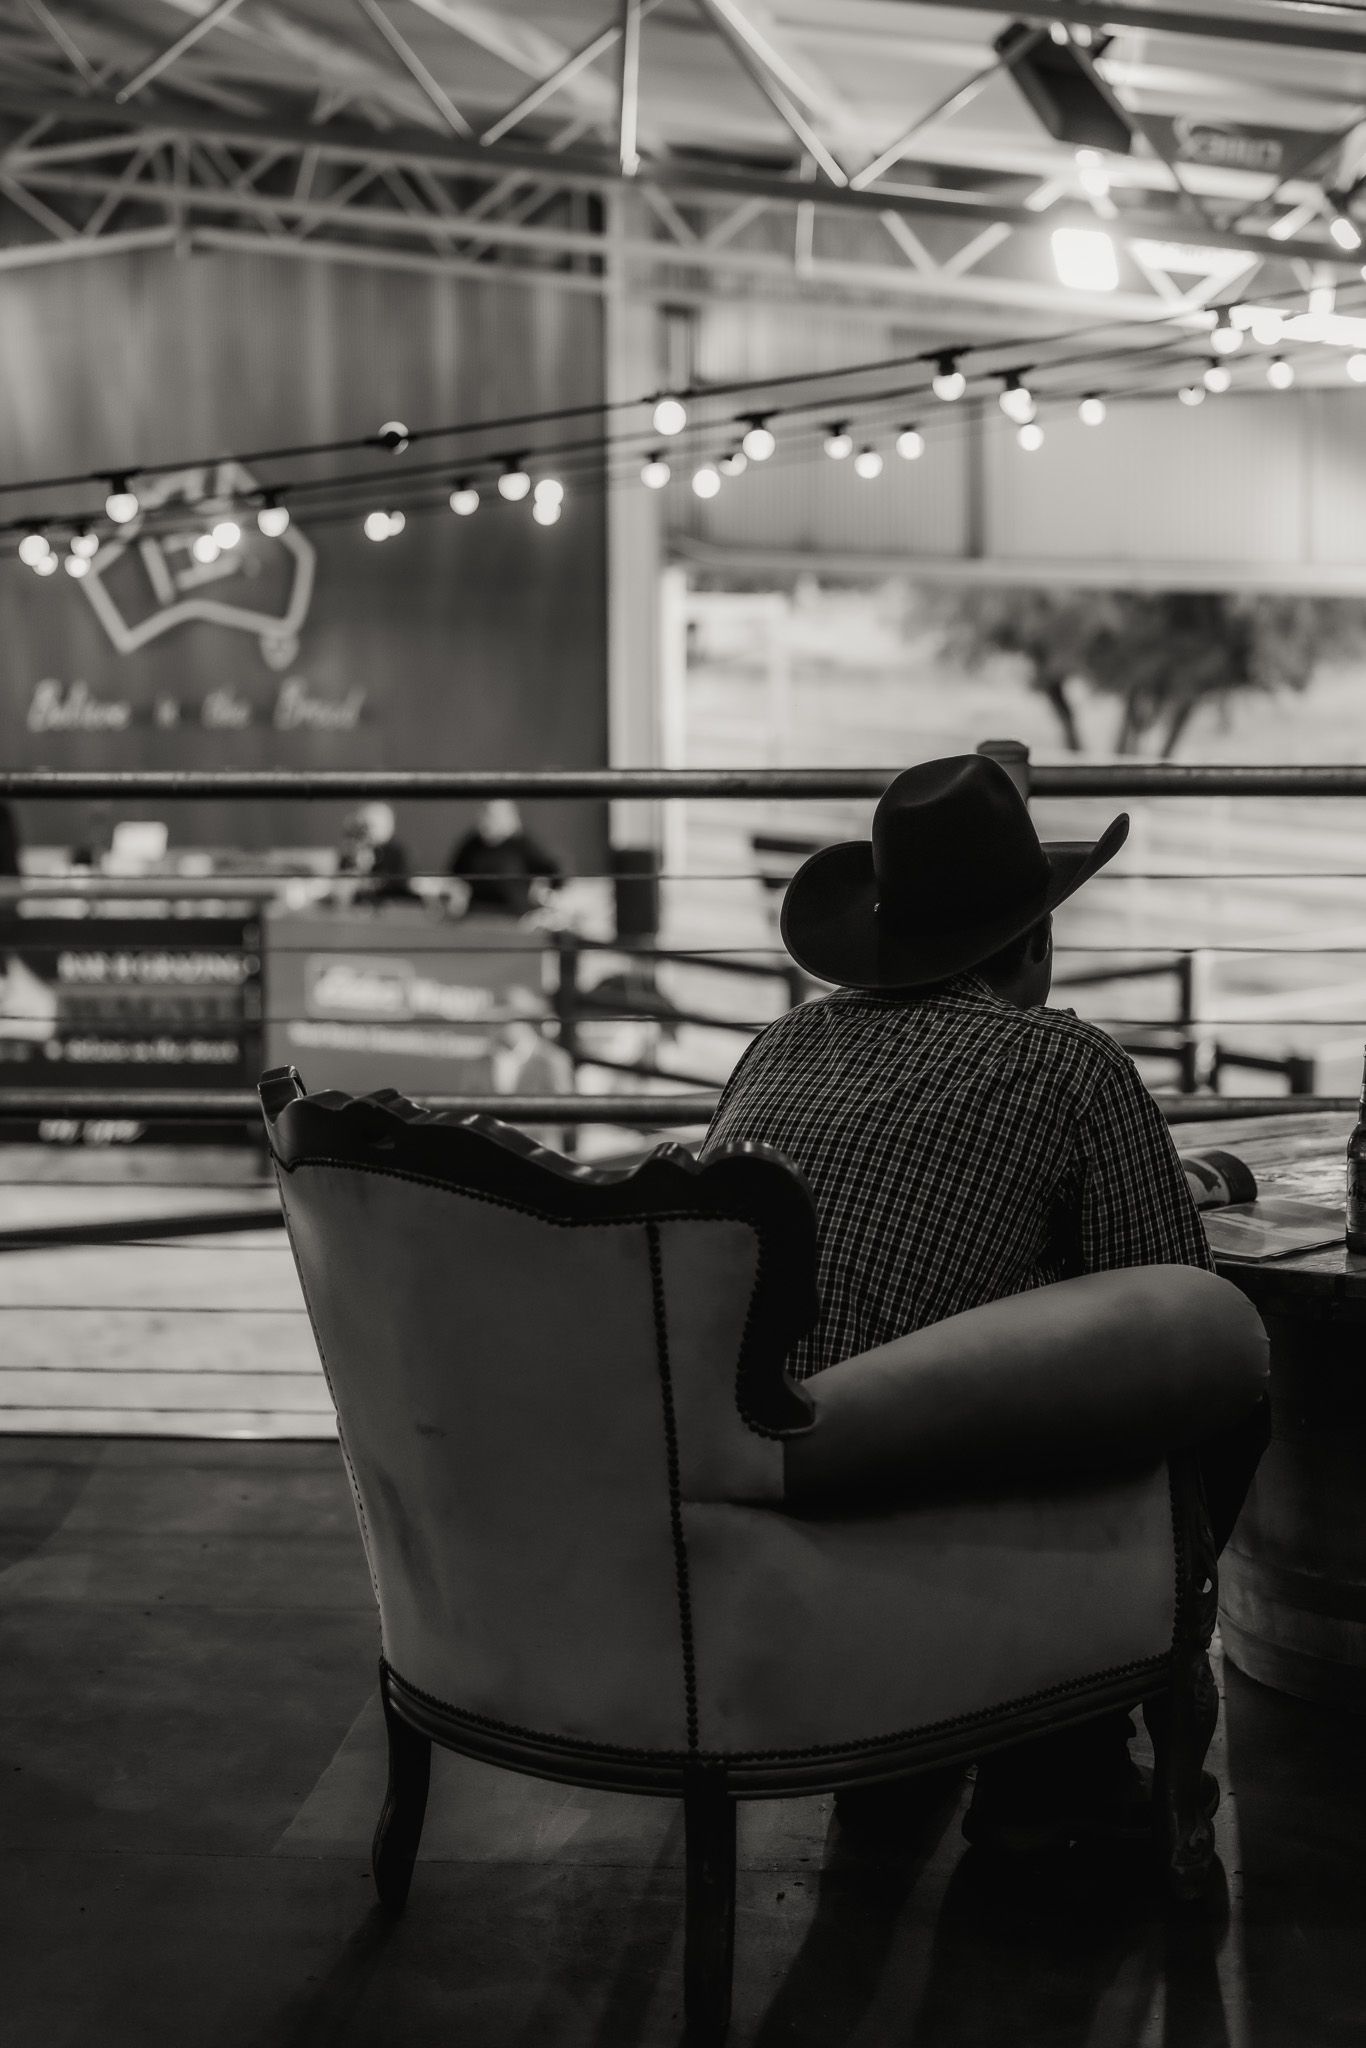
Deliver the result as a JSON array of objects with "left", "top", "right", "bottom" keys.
[{"left": 0, "top": 248, "right": 607, "bottom": 870}]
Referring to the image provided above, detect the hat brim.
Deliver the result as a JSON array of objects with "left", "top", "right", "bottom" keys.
[{"left": 780, "top": 812, "right": 1130, "bottom": 990}]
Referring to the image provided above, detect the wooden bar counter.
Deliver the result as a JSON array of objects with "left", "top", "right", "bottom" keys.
[{"left": 1170, "top": 1110, "right": 1366, "bottom": 1711}]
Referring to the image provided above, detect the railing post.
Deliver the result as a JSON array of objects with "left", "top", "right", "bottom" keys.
[
  {"left": 552, "top": 930, "right": 582, "bottom": 1073},
  {"left": 976, "top": 738, "right": 1031, "bottom": 803},
  {"left": 1176, "top": 948, "right": 1216, "bottom": 1093},
  {"left": 1286, "top": 1055, "right": 1317, "bottom": 1096}
]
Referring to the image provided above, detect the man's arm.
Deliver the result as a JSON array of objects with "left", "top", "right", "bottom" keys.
[{"left": 1074, "top": 1059, "right": 1215, "bottom": 1274}]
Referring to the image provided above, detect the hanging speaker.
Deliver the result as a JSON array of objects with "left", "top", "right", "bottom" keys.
[{"left": 995, "top": 23, "right": 1133, "bottom": 157}]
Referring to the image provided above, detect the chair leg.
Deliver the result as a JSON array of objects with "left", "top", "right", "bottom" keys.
[
  {"left": 372, "top": 1674, "right": 431, "bottom": 1913},
  {"left": 683, "top": 1762, "right": 736, "bottom": 2045},
  {"left": 1147, "top": 1458, "right": 1222, "bottom": 1903}
]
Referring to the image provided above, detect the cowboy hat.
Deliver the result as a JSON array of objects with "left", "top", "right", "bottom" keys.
[{"left": 780, "top": 754, "right": 1128, "bottom": 990}]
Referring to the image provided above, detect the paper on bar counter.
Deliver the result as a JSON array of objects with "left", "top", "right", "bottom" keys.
[{"left": 1180, "top": 1146, "right": 1344, "bottom": 1261}]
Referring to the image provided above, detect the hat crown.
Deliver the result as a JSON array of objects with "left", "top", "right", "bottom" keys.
[{"left": 872, "top": 756, "right": 1049, "bottom": 933}]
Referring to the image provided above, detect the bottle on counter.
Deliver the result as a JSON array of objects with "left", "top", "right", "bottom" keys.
[{"left": 1347, "top": 1049, "right": 1366, "bottom": 1254}]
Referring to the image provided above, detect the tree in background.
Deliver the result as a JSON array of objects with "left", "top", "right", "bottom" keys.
[{"left": 928, "top": 585, "right": 1366, "bottom": 756}]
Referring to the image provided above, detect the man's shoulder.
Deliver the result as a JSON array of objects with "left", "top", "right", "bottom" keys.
[{"left": 1009, "top": 1000, "right": 1141, "bottom": 1095}]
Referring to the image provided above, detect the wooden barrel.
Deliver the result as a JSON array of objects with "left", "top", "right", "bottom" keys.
[{"left": 1218, "top": 1306, "right": 1366, "bottom": 1711}]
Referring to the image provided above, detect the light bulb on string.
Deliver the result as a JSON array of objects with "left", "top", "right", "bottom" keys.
[
  {"left": 1074, "top": 147, "right": 1110, "bottom": 199},
  {"left": 1267, "top": 357, "right": 1295, "bottom": 389},
  {"left": 1203, "top": 360, "right": 1232, "bottom": 394},
  {"left": 824, "top": 423, "right": 853, "bottom": 459},
  {"left": 895, "top": 425, "right": 924, "bottom": 460},
  {"left": 1347, "top": 353, "right": 1366, "bottom": 383},
  {"left": 1017, "top": 422, "right": 1045, "bottom": 452},
  {"left": 1329, "top": 210, "right": 1361, "bottom": 252},
  {"left": 1178, "top": 384, "right": 1206, "bottom": 406},
  {"left": 63, "top": 551, "right": 90, "bottom": 580},
  {"left": 1210, "top": 317, "right": 1243, "bottom": 355},
  {"left": 640, "top": 453, "right": 671, "bottom": 489},
  {"left": 741, "top": 417, "right": 775, "bottom": 460},
  {"left": 212, "top": 518, "right": 241, "bottom": 550},
  {"left": 718, "top": 448, "right": 748, "bottom": 477},
  {"left": 71, "top": 526, "right": 100, "bottom": 559},
  {"left": 932, "top": 354, "right": 965, "bottom": 401},
  {"left": 532, "top": 498, "right": 561, "bottom": 526},
  {"left": 105, "top": 476, "right": 138, "bottom": 524},
  {"left": 258, "top": 495, "right": 290, "bottom": 537},
  {"left": 691, "top": 464, "right": 721, "bottom": 500},
  {"left": 652, "top": 394, "right": 687, "bottom": 436},
  {"left": 387, "top": 510, "right": 405, "bottom": 537},
  {"left": 18, "top": 530, "right": 49, "bottom": 567},
  {"left": 449, "top": 482, "right": 480, "bottom": 516},
  {"left": 999, "top": 373, "right": 1036, "bottom": 424},
  {"left": 533, "top": 477, "right": 564, "bottom": 508},
  {"left": 1309, "top": 283, "right": 1336, "bottom": 317},
  {"left": 1078, "top": 395, "right": 1107, "bottom": 426},
  {"left": 852, "top": 446, "right": 883, "bottom": 479},
  {"left": 32, "top": 551, "right": 58, "bottom": 577},
  {"left": 192, "top": 531, "right": 221, "bottom": 564},
  {"left": 363, "top": 510, "right": 392, "bottom": 542},
  {"left": 378, "top": 420, "right": 410, "bottom": 452},
  {"left": 498, "top": 459, "right": 531, "bottom": 502}
]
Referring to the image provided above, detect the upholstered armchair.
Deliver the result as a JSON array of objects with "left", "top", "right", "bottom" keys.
[{"left": 260, "top": 1069, "right": 1269, "bottom": 2045}]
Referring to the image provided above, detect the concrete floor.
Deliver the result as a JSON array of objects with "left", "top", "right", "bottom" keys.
[{"left": 3, "top": 1434, "right": 1364, "bottom": 2048}]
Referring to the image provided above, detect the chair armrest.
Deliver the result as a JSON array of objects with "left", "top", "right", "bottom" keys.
[{"left": 784, "top": 1265, "right": 1268, "bottom": 1512}]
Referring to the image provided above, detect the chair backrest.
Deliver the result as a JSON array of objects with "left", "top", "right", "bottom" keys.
[{"left": 260, "top": 1069, "right": 816, "bottom": 1755}]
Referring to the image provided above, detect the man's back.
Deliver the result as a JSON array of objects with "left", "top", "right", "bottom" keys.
[{"left": 701, "top": 973, "right": 1212, "bottom": 1380}]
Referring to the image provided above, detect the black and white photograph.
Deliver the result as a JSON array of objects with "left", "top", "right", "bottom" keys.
[{"left": 1, "top": 4, "right": 1364, "bottom": 2044}]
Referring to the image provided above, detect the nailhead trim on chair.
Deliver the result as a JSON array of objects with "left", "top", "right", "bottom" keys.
[
  {"left": 648, "top": 1220, "right": 702, "bottom": 1754},
  {"left": 382, "top": 1647, "right": 1172, "bottom": 1768}
]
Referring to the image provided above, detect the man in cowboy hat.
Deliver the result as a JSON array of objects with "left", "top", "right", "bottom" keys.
[{"left": 701, "top": 753, "right": 1267, "bottom": 1854}]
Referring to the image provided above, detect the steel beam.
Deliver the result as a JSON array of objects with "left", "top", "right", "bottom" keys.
[
  {"left": 891, "top": 0, "right": 1366, "bottom": 58},
  {"left": 352, "top": 0, "right": 471, "bottom": 139},
  {"left": 115, "top": 0, "right": 247, "bottom": 105}
]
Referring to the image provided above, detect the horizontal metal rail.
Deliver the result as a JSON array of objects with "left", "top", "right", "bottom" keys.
[
  {"left": 8, "top": 765, "right": 1366, "bottom": 799},
  {"left": 0, "top": 1087, "right": 1353, "bottom": 1127}
]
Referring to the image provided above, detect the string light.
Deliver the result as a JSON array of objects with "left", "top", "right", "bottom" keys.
[
  {"left": 1017, "top": 422, "right": 1045, "bottom": 452},
  {"left": 105, "top": 476, "right": 138, "bottom": 524},
  {"left": 1178, "top": 384, "right": 1206, "bottom": 406},
  {"left": 640, "top": 453, "right": 671, "bottom": 489},
  {"left": 1203, "top": 360, "right": 1232, "bottom": 394},
  {"left": 378, "top": 420, "right": 410, "bottom": 452},
  {"left": 741, "top": 417, "right": 776, "bottom": 460},
  {"left": 18, "top": 529, "right": 50, "bottom": 567},
  {"left": 719, "top": 448, "right": 748, "bottom": 476},
  {"left": 1074, "top": 148, "right": 1110, "bottom": 199},
  {"left": 1347, "top": 353, "right": 1366, "bottom": 382},
  {"left": 1051, "top": 227, "right": 1118, "bottom": 292},
  {"left": 1266, "top": 357, "right": 1295, "bottom": 389},
  {"left": 192, "top": 531, "right": 221, "bottom": 563},
  {"left": 32, "top": 551, "right": 57, "bottom": 576},
  {"left": 932, "top": 354, "right": 965, "bottom": 401},
  {"left": 70, "top": 526, "right": 100, "bottom": 559},
  {"left": 1210, "top": 317, "right": 1243, "bottom": 355},
  {"left": 533, "top": 477, "right": 564, "bottom": 508},
  {"left": 211, "top": 518, "right": 241, "bottom": 550},
  {"left": 852, "top": 445, "right": 884, "bottom": 479},
  {"left": 652, "top": 394, "right": 687, "bottom": 436},
  {"left": 362, "top": 510, "right": 398, "bottom": 541},
  {"left": 63, "top": 551, "right": 90, "bottom": 579},
  {"left": 1309, "top": 283, "right": 1336, "bottom": 316},
  {"left": 449, "top": 482, "right": 480, "bottom": 515},
  {"left": 999, "top": 373, "right": 1036, "bottom": 424},
  {"left": 691, "top": 463, "right": 721, "bottom": 499},
  {"left": 532, "top": 498, "right": 561, "bottom": 526},
  {"left": 823, "top": 423, "right": 853, "bottom": 459},
  {"left": 895, "top": 425, "right": 925, "bottom": 459},
  {"left": 1329, "top": 209, "right": 1361, "bottom": 252},
  {"left": 257, "top": 495, "right": 290, "bottom": 537},
  {"left": 1078, "top": 394, "right": 1107, "bottom": 426},
  {"left": 387, "top": 510, "right": 406, "bottom": 537},
  {"left": 498, "top": 459, "right": 531, "bottom": 502}
]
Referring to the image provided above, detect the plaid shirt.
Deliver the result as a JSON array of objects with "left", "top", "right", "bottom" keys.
[{"left": 701, "top": 974, "right": 1213, "bottom": 1380}]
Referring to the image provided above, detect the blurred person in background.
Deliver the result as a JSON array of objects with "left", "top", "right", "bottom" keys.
[
  {"left": 337, "top": 801, "right": 416, "bottom": 905},
  {"left": 448, "top": 799, "right": 562, "bottom": 918}
]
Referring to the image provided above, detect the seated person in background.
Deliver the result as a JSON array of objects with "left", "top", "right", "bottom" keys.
[
  {"left": 448, "top": 799, "right": 561, "bottom": 917},
  {"left": 337, "top": 801, "right": 415, "bottom": 905},
  {"left": 701, "top": 754, "right": 1269, "bottom": 1857}
]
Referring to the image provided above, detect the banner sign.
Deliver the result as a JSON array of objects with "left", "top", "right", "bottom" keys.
[
  {"left": 1144, "top": 116, "right": 1333, "bottom": 179},
  {"left": 0, "top": 915, "right": 262, "bottom": 1145}
]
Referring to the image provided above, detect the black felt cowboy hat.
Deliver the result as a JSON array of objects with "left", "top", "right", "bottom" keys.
[{"left": 781, "top": 754, "right": 1129, "bottom": 990}]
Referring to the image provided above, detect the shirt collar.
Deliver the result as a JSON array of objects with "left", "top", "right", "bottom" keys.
[{"left": 833, "top": 971, "right": 1003, "bottom": 1008}]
